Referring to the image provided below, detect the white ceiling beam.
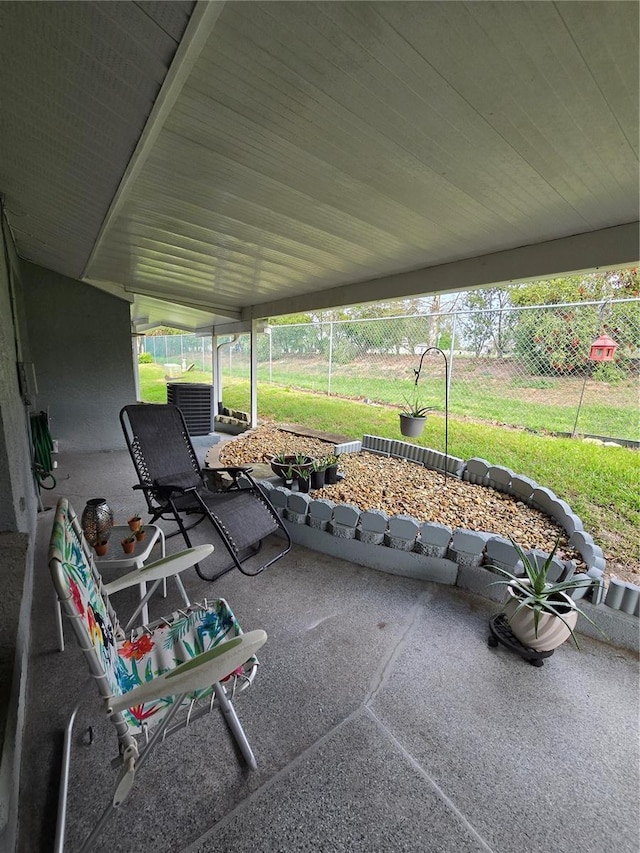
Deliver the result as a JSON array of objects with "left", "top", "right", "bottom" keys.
[
  {"left": 246, "top": 223, "right": 639, "bottom": 319},
  {"left": 85, "top": 280, "right": 134, "bottom": 302},
  {"left": 126, "top": 285, "right": 241, "bottom": 319},
  {"left": 212, "top": 320, "right": 255, "bottom": 336}
]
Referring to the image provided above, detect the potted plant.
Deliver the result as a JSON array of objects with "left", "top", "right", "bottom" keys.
[
  {"left": 121, "top": 534, "right": 137, "bottom": 555},
  {"left": 269, "top": 452, "right": 314, "bottom": 483},
  {"left": 134, "top": 525, "right": 146, "bottom": 542},
  {"left": 94, "top": 540, "right": 108, "bottom": 557},
  {"left": 297, "top": 468, "right": 311, "bottom": 493},
  {"left": 310, "top": 457, "right": 328, "bottom": 490},
  {"left": 127, "top": 514, "right": 142, "bottom": 532},
  {"left": 320, "top": 454, "right": 340, "bottom": 485},
  {"left": 399, "top": 393, "right": 435, "bottom": 438},
  {"left": 488, "top": 538, "right": 603, "bottom": 651}
]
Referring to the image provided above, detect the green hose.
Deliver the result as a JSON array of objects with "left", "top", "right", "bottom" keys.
[{"left": 30, "top": 411, "right": 56, "bottom": 489}]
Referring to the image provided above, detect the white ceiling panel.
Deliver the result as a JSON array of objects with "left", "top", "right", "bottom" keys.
[{"left": 2, "top": 1, "right": 638, "bottom": 332}]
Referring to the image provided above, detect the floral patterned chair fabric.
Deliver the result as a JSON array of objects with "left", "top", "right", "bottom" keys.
[{"left": 49, "top": 498, "right": 267, "bottom": 853}]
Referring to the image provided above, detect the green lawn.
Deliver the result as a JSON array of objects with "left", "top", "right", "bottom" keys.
[
  {"left": 138, "top": 364, "right": 639, "bottom": 568},
  {"left": 217, "top": 361, "right": 638, "bottom": 440}
]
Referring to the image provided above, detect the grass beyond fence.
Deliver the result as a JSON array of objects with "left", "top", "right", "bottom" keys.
[
  {"left": 138, "top": 364, "right": 639, "bottom": 571},
  {"left": 245, "top": 362, "right": 637, "bottom": 439}
]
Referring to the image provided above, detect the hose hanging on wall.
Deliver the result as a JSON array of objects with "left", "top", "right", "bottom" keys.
[{"left": 30, "top": 411, "right": 56, "bottom": 489}]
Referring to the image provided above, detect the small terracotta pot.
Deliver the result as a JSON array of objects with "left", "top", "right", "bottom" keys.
[
  {"left": 121, "top": 540, "right": 136, "bottom": 554},
  {"left": 135, "top": 529, "right": 146, "bottom": 542},
  {"left": 94, "top": 542, "right": 108, "bottom": 557},
  {"left": 128, "top": 518, "right": 142, "bottom": 532}
]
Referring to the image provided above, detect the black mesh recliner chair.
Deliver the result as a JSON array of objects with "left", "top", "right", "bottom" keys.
[{"left": 120, "top": 403, "right": 291, "bottom": 581}]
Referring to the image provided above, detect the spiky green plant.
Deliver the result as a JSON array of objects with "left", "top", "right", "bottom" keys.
[{"left": 488, "top": 537, "right": 605, "bottom": 648}]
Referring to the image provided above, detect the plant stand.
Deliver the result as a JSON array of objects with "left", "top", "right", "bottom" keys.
[{"left": 487, "top": 613, "right": 554, "bottom": 667}]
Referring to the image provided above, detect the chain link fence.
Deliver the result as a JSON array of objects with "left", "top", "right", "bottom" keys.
[{"left": 143, "top": 298, "right": 640, "bottom": 443}]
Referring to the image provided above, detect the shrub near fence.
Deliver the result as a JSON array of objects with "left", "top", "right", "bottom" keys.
[{"left": 142, "top": 299, "right": 640, "bottom": 443}]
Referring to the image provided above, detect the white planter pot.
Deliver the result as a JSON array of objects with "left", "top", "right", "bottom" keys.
[
  {"left": 399, "top": 414, "right": 426, "bottom": 438},
  {"left": 504, "top": 582, "right": 578, "bottom": 651}
]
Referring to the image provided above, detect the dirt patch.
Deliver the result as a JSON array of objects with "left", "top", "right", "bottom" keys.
[{"left": 218, "top": 424, "right": 632, "bottom": 580}]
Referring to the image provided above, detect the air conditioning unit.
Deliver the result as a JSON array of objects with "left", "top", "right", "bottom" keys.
[{"left": 167, "top": 383, "right": 214, "bottom": 435}]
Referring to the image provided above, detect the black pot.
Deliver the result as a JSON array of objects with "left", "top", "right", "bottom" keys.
[
  {"left": 325, "top": 464, "right": 339, "bottom": 485},
  {"left": 297, "top": 476, "right": 311, "bottom": 493},
  {"left": 310, "top": 471, "right": 326, "bottom": 490}
]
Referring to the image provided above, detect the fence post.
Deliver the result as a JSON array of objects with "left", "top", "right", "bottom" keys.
[
  {"left": 447, "top": 313, "right": 457, "bottom": 402},
  {"left": 328, "top": 321, "right": 334, "bottom": 396}
]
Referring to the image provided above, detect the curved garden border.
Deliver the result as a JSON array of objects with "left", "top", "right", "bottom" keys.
[{"left": 249, "top": 434, "right": 639, "bottom": 653}]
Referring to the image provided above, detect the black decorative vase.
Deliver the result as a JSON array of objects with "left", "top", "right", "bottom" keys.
[{"left": 81, "top": 498, "right": 114, "bottom": 547}]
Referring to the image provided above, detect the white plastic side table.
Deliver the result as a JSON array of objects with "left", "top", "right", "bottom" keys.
[
  {"left": 55, "top": 524, "right": 188, "bottom": 651},
  {"left": 95, "top": 524, "right": 166, "bottom": 626}
]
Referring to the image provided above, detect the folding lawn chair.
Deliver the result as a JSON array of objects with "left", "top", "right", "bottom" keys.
[
  {"left": 49, "top": 497, "right": 267, "bottom": 853},
  {"left": 120, "top": 403, "right": 291, "bottom": 581}
]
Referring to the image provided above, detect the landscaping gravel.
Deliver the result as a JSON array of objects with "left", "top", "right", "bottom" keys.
[{"left": 220, "top": 425, "right": 582, "bottom": 566}]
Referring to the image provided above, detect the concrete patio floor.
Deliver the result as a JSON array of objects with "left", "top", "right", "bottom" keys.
[{"left": 18, "top": 438, "right": 640, "bottom": 852}]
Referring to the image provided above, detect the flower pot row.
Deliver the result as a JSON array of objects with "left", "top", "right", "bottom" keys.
[
  {"left": 92, "top": 515, "right": 147, "bottom": 557},
  {"left": 269, "top": 454, "right": 342, "bottom": 490}
]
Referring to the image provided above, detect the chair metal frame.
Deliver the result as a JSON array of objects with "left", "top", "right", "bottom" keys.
[
  {"left": 119, "top": 403, "right": 291, "bottom": 581},
  {"left": 49, "top": 498, "right": 267, "bottom": 852}
]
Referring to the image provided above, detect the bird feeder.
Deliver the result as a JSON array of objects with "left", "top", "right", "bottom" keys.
[{"left": 589, "top": 334, "right": 618, "bottom": 362}]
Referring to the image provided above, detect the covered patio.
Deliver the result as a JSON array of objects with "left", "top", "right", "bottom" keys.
[
  {"left": 20, "top": 439, "right": 640, "bottom": 852},
  {"left": 1, "top": 1, "right": 638, "bottom": 850}
]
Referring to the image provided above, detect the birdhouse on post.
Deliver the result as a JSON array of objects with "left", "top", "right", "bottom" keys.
[{"left": 589, "top": 334, "right": 618, "bottom": 362}]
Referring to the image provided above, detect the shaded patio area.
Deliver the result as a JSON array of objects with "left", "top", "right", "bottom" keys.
[{"left": 19, "top": 442, "right": 639, "bottom": 852}]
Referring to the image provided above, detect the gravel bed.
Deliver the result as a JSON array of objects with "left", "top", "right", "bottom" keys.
[{"left": 220, "top": 425, "right": 580, "bottom": 563}]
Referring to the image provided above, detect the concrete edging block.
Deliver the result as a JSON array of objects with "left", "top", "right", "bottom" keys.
[
  {"left": 282, "top": 520, "right": 458, "bottom": 584},
  {"left": 327, "top": 521, "right": 357, "bottom": 539},
  {"left": 332, "top": 503, "right": 360, "bottom": 527},
  {"left": 487, "top": 465, "right": 513, "bottom": 492},
  {"left": 334, "top": 440, "right": 362, "bottom": 455},
  {"left": 465, "top": 457, "right": 491, "bottom": 486},
  {"left": 456, "top": 563, "right": 505, "bottom": 602},
  {"left": 484, "top": 536, "right": 519, "bottom": 572},
  {"left": 359, "top": 509, "right": 389, "bottom": 533},
  {"left": 531, "top": 486, "right": 557, "bottom": 513},
  {"left": 575, "top": 600, "right": 639, "bottom": 652},
  {"left": 308, "top": 498, "right": 336, "bottom": 521},
  {"left": 385, "top": 511, "right": 420, "bottom": 550},
  {"left": 269, "top": 486, "right": 290, "bottom": 509},
  {"left": 287, "top": 492, "right": 311, "bottom": 514},
  {"left": 507, "top": 474, "right": 537, "bottom": 503}
]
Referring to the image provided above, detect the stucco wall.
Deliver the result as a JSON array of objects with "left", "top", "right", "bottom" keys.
[
  {"left": 0, "top": 220, "right": 37, "bottom": 534},
  {"left": 21, "top": 262, "right": 137, "bottom": 452}
]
